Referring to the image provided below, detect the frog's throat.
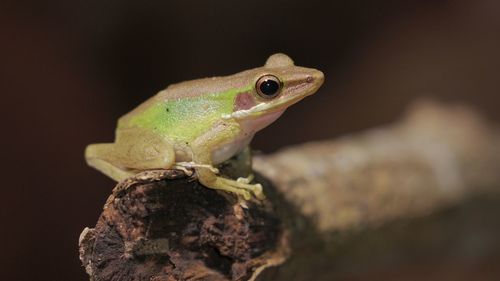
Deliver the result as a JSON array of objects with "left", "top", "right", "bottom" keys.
[{"left": 222, "top": 95, "right": 303, "bottom": 120}]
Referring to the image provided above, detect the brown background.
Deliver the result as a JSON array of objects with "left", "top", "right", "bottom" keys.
[{"left": 1, "top": 0, "right": 499, "bottom": 280}]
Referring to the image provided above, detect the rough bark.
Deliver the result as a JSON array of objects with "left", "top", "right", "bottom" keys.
[
  {"left": 79, "top": 100, "right": 500, "bottom": 281},
  {"left": 79, "top": 170, "right": 289, "bottom": 281}
]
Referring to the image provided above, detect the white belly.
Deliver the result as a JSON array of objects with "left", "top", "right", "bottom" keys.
[{"left": 211, "top": 134, "right": 253, "bottom": 164}]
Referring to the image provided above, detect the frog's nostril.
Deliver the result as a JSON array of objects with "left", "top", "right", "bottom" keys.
[{"left": 306, "top": 76, "right": 314, "bottom": 83}]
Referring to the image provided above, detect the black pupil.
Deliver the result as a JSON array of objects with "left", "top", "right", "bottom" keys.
[{"left": 259, "top": 79, "right": 280, "bottom": 96}]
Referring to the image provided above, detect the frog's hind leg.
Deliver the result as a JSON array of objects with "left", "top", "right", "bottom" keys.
[
  {"left": 85, "top": 143, "right": 136, "bottom": 182},
  {"left": 85, "top": 128, "right": 176, "bottom": 182}
]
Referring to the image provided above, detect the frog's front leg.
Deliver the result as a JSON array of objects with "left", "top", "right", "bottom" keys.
[
  {"left": 231, "top": 147, "right": 256, "bottom": 184},
  {"left": 191, "top": 122, "right": 265, "bottom": 200}
]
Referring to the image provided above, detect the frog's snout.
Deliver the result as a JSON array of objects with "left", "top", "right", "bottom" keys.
[
  {"left": 306, "top": 69, "right": 324, "bottom": 85},
  {"left": 305, "top": 69, "right": 324, "bottom": 94}
]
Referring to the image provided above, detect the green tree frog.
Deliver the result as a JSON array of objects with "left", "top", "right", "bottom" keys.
[{"left": 85, "top": 53, "right": 324, "bottom": 200}]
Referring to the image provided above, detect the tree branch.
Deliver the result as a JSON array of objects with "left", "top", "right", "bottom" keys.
[{"left": 79, "top": 100, "right": 500, "bottom": 281}]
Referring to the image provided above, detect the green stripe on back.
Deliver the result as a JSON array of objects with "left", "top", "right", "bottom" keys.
[{"left": 125, "top": 86, "right": 250, "bottom": 141}]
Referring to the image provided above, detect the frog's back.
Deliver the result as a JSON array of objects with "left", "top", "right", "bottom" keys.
[{"left": 117, "top": 72, "right": 253, "bottom": 142}]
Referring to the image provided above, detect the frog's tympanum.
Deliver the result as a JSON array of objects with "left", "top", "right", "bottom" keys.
[{"left": 85, "top": 53, "right": 324, "bottom": 200}]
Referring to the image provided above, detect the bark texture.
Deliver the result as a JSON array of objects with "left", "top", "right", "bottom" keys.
[
  {"left": 80, "top": 100, "right": 500, "bottom": 281},
  {"left": 79, "top": 170, "right": 289, "bottom": 281}
]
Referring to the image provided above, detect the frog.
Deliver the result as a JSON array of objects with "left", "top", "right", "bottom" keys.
[{"left": 85, "top": 53, "right": 324, "bottom": 200}]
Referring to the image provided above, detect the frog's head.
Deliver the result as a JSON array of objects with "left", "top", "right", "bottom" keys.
[{"left": 226, "top": 53, "right": 324, "bottom": 123}]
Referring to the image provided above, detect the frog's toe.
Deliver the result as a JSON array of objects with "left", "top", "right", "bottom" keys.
[
  {"left": 236, "top": 174, "right": 254, "bottom": 184},
  {"left": 227, "top": 180, "right": 266, "bottom": 200},
  {"left": 236, "top": 177, "right": 248, "bottom": 184},
  {"left": 241, "top": 190, "right": 251, "bottom": 200},
  {"left": 224, "top": 184, "right": 251, "bottom": 200},
  {"left": 208, "top": 177, "right": 252, "bottom": 200},
  {"left": 252, "top": 183, "right": 265, "bottom": 200}
]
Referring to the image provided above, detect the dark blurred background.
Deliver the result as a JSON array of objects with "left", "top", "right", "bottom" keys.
[{"left": 1, "top": 0, "right": 499, "bottom": 280}]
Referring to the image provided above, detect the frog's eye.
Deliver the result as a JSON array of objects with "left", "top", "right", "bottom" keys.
[{"left": 256, "top": 75, "right": 282, "bottom": 99}]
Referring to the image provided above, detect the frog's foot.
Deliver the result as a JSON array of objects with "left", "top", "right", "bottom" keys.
[
  {"left": 196, "top": 169, "right": 264, "bottom": 200},
  {"left": 175, "top": 162, "right": 219, "bottom": 174},
  {"left": 218, "top": 177, "right": 265, "bottom": 200},
  {"left": 209, "top": 178, "right": 252, "bottom": 200},
  {"left": 236, "top": 173, "right": 254, "bottom": 184}
]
